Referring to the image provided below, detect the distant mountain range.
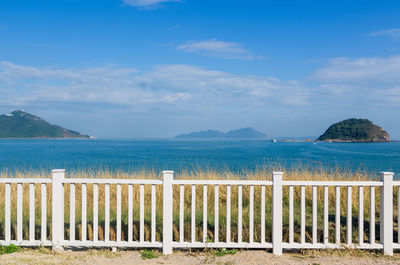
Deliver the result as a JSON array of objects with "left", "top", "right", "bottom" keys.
[
  {"left": 0, "top": 110, "right": 90, "bottom": 139},
  {"left": 175, "top": 127, "right": 267, "bottom": 139}
]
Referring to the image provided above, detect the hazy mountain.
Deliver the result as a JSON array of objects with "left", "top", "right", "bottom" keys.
[
  {"left": 175, "top": 127, "right": 267, "bottom": 139},
  {"left": 0, "top": 110, "right": 89, "bottom": 139}
]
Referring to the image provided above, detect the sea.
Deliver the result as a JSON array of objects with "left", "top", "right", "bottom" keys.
[{"left": 0, "top": 139, "right": 399, "bottom": 177}]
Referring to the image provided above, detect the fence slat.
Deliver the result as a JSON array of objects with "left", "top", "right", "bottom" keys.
[
  {"left": 226, "top": 185, "right": 231, "bottom": 243},
  {"left": 288, "top": 186, "right": 293, "bottom": 244},
  {"left": 323, "top": 186, "right": 328, "bottom": 244},
  {"left": 238, "top": 185, "right": 242, "bottom": 243},
  {"left": 105, "top": 184, "right": 110, "bottom": 242},
  {"left": 347, "top": 186, "right": 352, "bottom": 245},
  {"left": 29, "top": 183, "right": 35, "bottom": 241},
  {"left": 300, "top": 186, "right": 305, "bottom": 244},
  {"left": 117, "top": 184, "right": 121, "bottom": 242},
  {"left": 335, "top": 186, "right": 340, "bottom": 245},
  {"left": 249, "top": 185, "right": 254, "bottom": 243},
  {"left": 51, "top": 170, "right": 64, "bottom": 249},
  {"left": 128, "top": 184, "right": 133, "bottom": 242},
  {"left": 70, "top": 184, "right": 75, "bottom": 241},
  {"left": 398, "top": 186, "right": 400, "bottom": 244},
  {"left": 162, "top": 171, "right": 173, "bottom": 254},
  {"left": 179, "top": 184, "right": 184, "bottom": 243},
  {"left": 82, "top": 184, "right": 87, "bottom": 242},
  {"left": 312, "top": 186, "right": 317, "bottom": 244},
  {"left": 93, "top": 184, "right": 98, "bottom": 242},
  {"left": 370, "top": 186, "right": 375, "bottom": 244},
  {"left": 380, "top": 172, "right": 393, "bottom": 255},
  {"left": 191, "top": 185, "right": 196, "bottom": 243},
  {"left": 272, "top": 172, "right": 283, "bottom": 255},
  {"left": 140, "top": 184, "right": 144, "bottom": 243},
  {"left": 5, "top": 183, "right": 11, "bottom": 242},
  {"left": 214, "top": 185, "right": 219, "bottom": 243},
  {"left": 41, "top": 184, "right": 46, "bottom": 241},
  {"left": 17, "top": 183, "right": 23, "bottom": 242},
  {"left": 203, "top": 185, "right": 207, "bottom": 243},
  {"left": 152, "top": 184, "right": 156, "bottom": 243},
  {"left": 261, "top": 185, "right": 266, "bottom": 243},
  {"left": 359, "top": 186, "right": 364, "bottom": 245}
]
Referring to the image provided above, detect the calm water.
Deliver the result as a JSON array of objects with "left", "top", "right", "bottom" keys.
[{"left": 0, "top": 139, "right": 399, "bottom": 175}]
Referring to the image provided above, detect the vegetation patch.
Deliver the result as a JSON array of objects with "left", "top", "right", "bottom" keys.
[
  {"left": 139, "top": 249, "right": 159, "bottom": 260},
  {"left": 0, "top": 244, "right": 19, "bottom": 255},
  {"left": 213, "top": 248, "right": 237, "bottom": 257}
]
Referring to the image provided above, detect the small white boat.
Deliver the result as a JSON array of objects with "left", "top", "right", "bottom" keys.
[{"left": 272, "top": 138, "right": 277, "bottom": 142}]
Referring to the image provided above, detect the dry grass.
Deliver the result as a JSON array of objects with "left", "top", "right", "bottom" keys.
[{"left": 0, "top": 168, "right": 396, "bottom": 245}]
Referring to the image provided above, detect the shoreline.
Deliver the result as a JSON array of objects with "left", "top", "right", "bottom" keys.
[
  {"left": 315, "top": 139, "right": 397, "bottom": 143},
  {"left": 0, "top": 137, "right": 92, "bottom": 139}
]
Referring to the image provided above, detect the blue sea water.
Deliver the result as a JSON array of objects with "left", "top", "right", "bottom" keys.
[{"left": 0, "top": 139, "right": 399, "bottom": 176}]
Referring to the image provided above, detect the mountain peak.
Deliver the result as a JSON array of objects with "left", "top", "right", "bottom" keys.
[
  {"left": 0, "top": 110, "right": 89, "bottom": 139},
  {"left": 10, "top": 110, "right": 42, "bottom": 120},
  {"left": 11, "top": 109, "right": 26, "bottom": 115}
]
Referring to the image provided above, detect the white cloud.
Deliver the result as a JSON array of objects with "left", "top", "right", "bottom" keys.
[
  {"left": 368, "top": 28, "right": 400, "bottom": 38},
  {"left": 319, "top": 83, "right": 353, "bottom": 95},
  {"left": 379, "top": 87, "right": 400, "bottom": 103},
  {"left": 309, "top": 54, "right": 400, "bottom": 108},
  {"left": 135, "top": 64, "right": 309, "bottom": 105},
  {"left": 177, "top": 39, "right": 255, "bottom": 60},
  {"left": 311, "top": 55, "right": 400, "bottom": 83},
  {"left": 0, "top": 62, "right": 309, "bottom": 114},
  {"left": 123, "top": 0, "right": 180, "bottom": 8}
]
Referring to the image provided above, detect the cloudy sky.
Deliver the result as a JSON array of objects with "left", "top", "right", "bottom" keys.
[{"left": 1, "top": 0, "right": 400, "bottom": 138}]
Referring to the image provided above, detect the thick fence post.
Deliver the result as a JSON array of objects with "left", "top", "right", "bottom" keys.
[
  {"left": 380, "top": 171, "right": 394, "bottom": 256},
  {"left": 162, "top": 170, "right": 174, "bottom": 255},
  {"left": 272, "top": 171, "right": 283, "bottom": 255},
  {"left": 52, "top": 169, "right": 65, "bottom": 251}
]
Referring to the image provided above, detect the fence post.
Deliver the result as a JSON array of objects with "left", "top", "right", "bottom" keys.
[
  {"left": 380, "top": 171, "right": 394, "bottom": 256},
  {"left": 272, "top": 171, "right": 283, "bottom": 255},
  {"left": 162, "top": 170, "right": 174, "bottom": 255},
  {"left": 52, "top": 169, "right": 65, "bottom": 251}
]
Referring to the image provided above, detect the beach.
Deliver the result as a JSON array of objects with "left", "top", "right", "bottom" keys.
[{"left": 0, "top": 249, "right": 399, "bottom": 265}]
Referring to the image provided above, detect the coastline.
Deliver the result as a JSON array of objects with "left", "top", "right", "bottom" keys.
[
  {"left": 315, "top": 139, "right": 396, "bottom": 143},
  {"left": 0, "top": 137, "right": 92, "bottom": 139}
]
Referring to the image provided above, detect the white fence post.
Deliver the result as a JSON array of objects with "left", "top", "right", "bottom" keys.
[
  {"left": 52, "top": 169, "right": 65, "bottom": 251},
  {"left": 272, "top": 171, "right": 283, "bottom": 255},
  {"left": 380, "top": 171, "right": 394, "bottom": 256},
  {"left": 162, "top": 170, "right": 174, "bottom": 255}
]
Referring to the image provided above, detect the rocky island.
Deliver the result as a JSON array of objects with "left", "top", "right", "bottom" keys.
[
  {"left": 0, "top": 110, "right": 90, "bottom": 139},
  {"left": 317, "top": 118, "right": 390, "bottom": 142}
]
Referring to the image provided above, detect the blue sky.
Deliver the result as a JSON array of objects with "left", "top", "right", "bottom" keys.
[{"left": 1, "top": 0, "right": 400, "bottom": 138}]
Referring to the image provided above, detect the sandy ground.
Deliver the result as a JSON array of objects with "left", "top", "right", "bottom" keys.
[{"left": 0, "top": 249, "right": 400, "bottom": 265}]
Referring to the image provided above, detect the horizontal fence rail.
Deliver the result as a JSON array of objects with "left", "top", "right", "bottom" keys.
[{"left": 0, "top": 170, "right": 398, "bottom": 255}]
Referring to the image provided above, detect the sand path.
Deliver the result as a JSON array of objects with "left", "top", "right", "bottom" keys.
[{"left": 0, "top": 249, "right": 399, "bottom": 265}]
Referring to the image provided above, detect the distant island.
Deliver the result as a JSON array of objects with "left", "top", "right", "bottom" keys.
[
  {"left": 317, "top": 118, "right": 390, "bottom": 142},
  {"left": 175, "top": 127, "right": 267, "bottom": 140},
  {"left": 0, "top": 110, "right": 90, "bottom": 139}
]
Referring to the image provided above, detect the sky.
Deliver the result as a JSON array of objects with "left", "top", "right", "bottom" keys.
[{"left": 1, "top": 0, "right": 400, "bottom": 138}]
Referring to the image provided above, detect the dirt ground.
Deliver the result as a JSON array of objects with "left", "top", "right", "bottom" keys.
[{"left": 0, "top": 248, "right": 400, "bottom": 265}]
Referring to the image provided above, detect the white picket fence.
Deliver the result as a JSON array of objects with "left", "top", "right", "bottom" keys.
[{"left": 0, "top": 169, "right": 399, "bottom": 255}]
